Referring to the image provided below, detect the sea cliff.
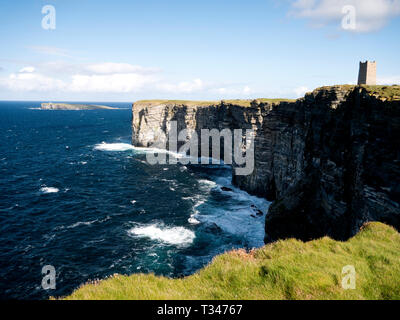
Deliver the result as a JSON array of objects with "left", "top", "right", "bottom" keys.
[{"left": 132, "top": 85, "right": 400, "bottom": 242}]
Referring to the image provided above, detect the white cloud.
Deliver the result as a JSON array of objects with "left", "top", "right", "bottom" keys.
[
  {"left": 85, "top": 63, "right": 160, "bottom": 75},
  {"left": 243, "top": 86, "right": 252, "bottom": 94},
  {"left": 294, "top": 86, "right": 310, "bottom": 97},
  {"left": 1, "top": 72, "right": 65, "bottom": 92},
  {"left": 157, "top": 79, "right": 205, "bottom": 94},
  {"left": 377, "top": 76, "right": 400, "bottom": 85},
  {"left": 0, "top": 62, "right": 254, "bottom": 97},
  {"left": 68, "top": 73, "right": 158, "bottom": 93},
  {"left": 289, "top": 0, "right": 400, "bottom": 32},
  {"left": 0, "top": 62, "right": 162, "bottom": 94},
  {"left": 28, "top": 46, "right": 72, "bottom": 57},
  {"left": 213, "top": 85, "right": 254, "bottom": 96},
  {"left": 19, "top": 66, "right": 35, "bottom": 73},
  {"left": 33, "top": 61, "right": 160, "bottom": 76},
  {"left": 1, "top": 70, "right": 158, "bottom": 94}
]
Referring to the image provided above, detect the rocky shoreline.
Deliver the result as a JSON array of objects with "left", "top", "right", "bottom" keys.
[{"left": 132, "top": 85, "right": 400, "bottom": 243}]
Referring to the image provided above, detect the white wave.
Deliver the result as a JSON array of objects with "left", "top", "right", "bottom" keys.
[
  {"left": 187, "top": 197, "right": 206, "bottom": 224},
  {"left": 94, "top": 142, "right": 187, "bottom": 158},
  {"left": 198, "top": 179, "right": 217, "bottom": 191},
  {"left": 132, "top": 146, "right": 187, "bottom": 159},
  {"left": 215, "top": 175, "right": 269, "bottom": 208},
  {"left": 131, "top": 200, "right": 137, "bottom": 205},
  {"left": 188, "top": 215, "right": 200, "bottom": 225},
  {"left": 67, "top": 216, "right": 111, "bottom": 229},
  {"left": 190, "top": 175, "right": 271, "bottom": 247},
  {"left": 128, "top": 224, "right": 195, "bottom": 246},
  {"left": 99, "top": 143, "right": 230, "bottom": 168},
  {"left": 136, "top": 159, "right": 148, "bottom": 164},
  {"left": 182, "top": 196, "right": 193, "bottom": 200},
  {"left": 94, "top": 142, "right": 135, "bottom": 151},
  {"left": 68, "top": 220, "right": 96, "bottom": 229},
  {"left": 40, "top": 187, "right": 59, "bottom": 194},
  {"left": 198, "top": 179, "right": 216, "bottom": 186},
  {"left": 193, "top": 199, "right": 205, "bottom": 211}
]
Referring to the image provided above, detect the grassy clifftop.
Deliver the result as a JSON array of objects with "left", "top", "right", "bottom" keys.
[
  {"left": 134, "top": 98, "right": 296, "bottom": 108},
  {"left": 363, "top": 85, "right": 400, "bottom": 101},
  {"left": 134, "top": 85, "right": 400, "bottom": 109},
  {"left": 65, "top": 222, "right": 400, "bottom": 300},
  {"left": 312, "top": 85, "right": 400, "bottom": 101}
]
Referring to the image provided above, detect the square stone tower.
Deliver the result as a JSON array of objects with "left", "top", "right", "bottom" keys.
[{"left": 358, "top": 61, "right": 376, "bottom": 85}]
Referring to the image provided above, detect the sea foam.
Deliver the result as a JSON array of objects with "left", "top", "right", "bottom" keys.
[
  {"left": 128, "top": 224, "right": 195, "bottom": 246},
  {"left": 94, "top": 142, "right": 186, "bottom": 158},
  {"left": 94, "top": 142, "right": 135, "bottom": 151},
  {"left": 40, "top": 187, "right": 59, "bottom": 194}
]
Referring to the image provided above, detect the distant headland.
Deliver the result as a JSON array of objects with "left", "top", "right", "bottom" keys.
[{"left": 41, "top": 103, "right": 120, "bottom": 110}]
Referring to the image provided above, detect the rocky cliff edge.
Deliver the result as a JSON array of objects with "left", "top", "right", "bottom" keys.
[{"left": 132, "top": 85, "right": 400, "bottom": 242}]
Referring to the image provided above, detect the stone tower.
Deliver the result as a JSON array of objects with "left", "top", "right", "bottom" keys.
[{"left": 358, "top": 61, "right": 376, "bottom": 85}]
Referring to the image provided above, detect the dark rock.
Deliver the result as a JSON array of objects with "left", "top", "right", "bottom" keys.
[
  {"left": 203, "top": 222, "right": 222, "bottom": 234},
  {"left": 221, "top": 187, "right": 234, "bottom": 192},
  {"left": 250, "top": 204, "right": 264, "bottom": 216},
  {"left": 262, "top": 87, "right": 400, "bottom": 242}
]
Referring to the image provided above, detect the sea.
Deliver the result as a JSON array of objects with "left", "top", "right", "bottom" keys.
[{"left": 0, "top": 101, "right": 270, "bottom": 299}]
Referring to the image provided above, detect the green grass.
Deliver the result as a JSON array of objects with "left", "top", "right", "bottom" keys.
[
  {"left": 313, "top": 85, "right": 400, "bottom": 101},
  {"left": 362, "top": 85, "right": 400, "bottom": 101},
  {"left": 134, "top": 100, "right": 218, "bottom": 107},
  {"left": 134, "top": 85, "right": 400, "bottom": 109},
  {"left": 64, "top": 222, "right": 400, "bottom": 300},
  {"left": 134, "top": 98, "right": 296, "bottom": 108},
  {"left": 224, "top": 98, "right": 296, "bottom": 106}
]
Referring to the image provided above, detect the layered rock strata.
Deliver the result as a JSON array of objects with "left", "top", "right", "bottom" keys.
[{"left": 132, "top": 86, "right": 400, "bottom": 242}]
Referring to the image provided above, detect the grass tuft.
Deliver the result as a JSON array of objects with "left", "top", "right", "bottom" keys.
[
  {"left": 63, "top": 222, "right": 400, "bottom": 300},
  {"left": 362, "top": 85, "right": 400, "bottom": 101}
]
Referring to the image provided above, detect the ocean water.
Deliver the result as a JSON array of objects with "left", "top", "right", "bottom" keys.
[{"left": 0, "top": 101, "right": 270, "bottom": 299}]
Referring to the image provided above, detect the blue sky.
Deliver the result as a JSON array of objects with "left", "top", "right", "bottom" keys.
[{"left": 0, "top": 0, "right": 399, "bottom": 101}]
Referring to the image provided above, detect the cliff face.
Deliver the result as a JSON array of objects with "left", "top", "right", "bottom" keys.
[
  {"left": 132, "top": 86, "right": 400, "bottom": 242},
  {"left": 252, "top": 86, "right": 400, "bottom": 242}
]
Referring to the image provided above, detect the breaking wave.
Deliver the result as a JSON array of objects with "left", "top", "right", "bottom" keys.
[
  {"left": 94, "top": 142, "right": 135, "bottom": 151},
  {"left": 40, "top": 187, "right": 59, "bottom": 194},
  {"left": 128, "top": 224, "right": 195, "bottom": 246}
]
